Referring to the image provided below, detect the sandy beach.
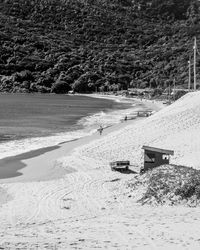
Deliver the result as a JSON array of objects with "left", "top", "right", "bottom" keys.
[
  {"left": 0, "top": 93, "right": 200, "bottom": 249},
  {"left": 0, "top": 118, "right": 137, "bottom": 183},
  {"left": 0, "top": 95, "right": 163, "bottom": 183}
]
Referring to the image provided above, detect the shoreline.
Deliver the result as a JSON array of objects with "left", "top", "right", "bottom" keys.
[
  {"left": 0, "top": 93, "right": 138, "bottom": 160},
  {"left": 0, "top": 117, "right": 143, "bottom": 183},
  {"left": 0, "top": 95, "right": 165, "bottom": 183},
  {"left": 80, "top": 93, "right": 166, "bottom": 110}
]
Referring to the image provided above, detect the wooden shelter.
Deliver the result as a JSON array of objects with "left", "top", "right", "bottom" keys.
[
  {"left": 137, "top": 110, "right": 153, "bottom": 117},
  {"left": 142, "top": 146, "right": 174, "bottom": 172}
]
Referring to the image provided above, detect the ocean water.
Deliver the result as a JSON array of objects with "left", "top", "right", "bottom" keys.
[{"left": 0, "top": 93, "right": 143, "bottom": 159}]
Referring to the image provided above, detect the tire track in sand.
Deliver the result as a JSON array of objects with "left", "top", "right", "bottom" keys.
[{"left": 66, "top": 169, "right": 159, "bottom": 249}]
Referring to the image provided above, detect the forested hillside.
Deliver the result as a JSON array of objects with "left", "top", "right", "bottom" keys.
[{"left": 0, "top": 0, "right": 200, "bottom": 93}]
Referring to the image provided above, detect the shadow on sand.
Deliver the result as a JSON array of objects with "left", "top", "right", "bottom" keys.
[
  {"left": 0, "top": 145, "right": 60, "bottom": 179},
  {"left": 112, "top": 169, "right": 138, "bottom": 174}
]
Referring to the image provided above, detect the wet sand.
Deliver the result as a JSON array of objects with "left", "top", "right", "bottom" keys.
[
  {"left": 0, "top": 145, "right": 60, "bottom": 179},
  {"left": 0, "top": 118, "right": 138, "bottom": 183}
]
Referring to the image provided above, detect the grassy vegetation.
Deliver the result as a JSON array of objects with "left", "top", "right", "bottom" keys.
[{"left": 127, "top": 165, "right": 200, "bottom": 206}]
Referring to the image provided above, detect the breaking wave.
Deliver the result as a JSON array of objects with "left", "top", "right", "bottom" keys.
[{"left": 0, "top": 100, "right": 142, "bottom": 159}]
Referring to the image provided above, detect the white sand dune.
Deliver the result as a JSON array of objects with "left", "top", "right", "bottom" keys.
[
  {"left": 0, "top": 93, "right": 200, "bottom": 249},
  {"left": 72, "top": 92, "right": 200, "bottom": 171}
]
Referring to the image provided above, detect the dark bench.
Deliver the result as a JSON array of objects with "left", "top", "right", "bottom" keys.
[{"left": 110, "top": 161, "right": 130, "bottom": 172}]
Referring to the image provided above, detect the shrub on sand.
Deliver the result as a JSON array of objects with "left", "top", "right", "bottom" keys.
[{"left": 127, "top": 165, "right": 200, "bottom": 207}]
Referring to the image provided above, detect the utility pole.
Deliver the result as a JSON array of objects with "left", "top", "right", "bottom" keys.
[
  {"left": 193, "top": 36, "right": 197, "bottom": 90},
  {"left": 168, "top": 83, "right": 171, "bottom": 103},
  {"left": 188, "top": 59, "right": 191, "bottom": 90},
  {"left": 173, "top": 78, "right": 176, "bottom": 101}
]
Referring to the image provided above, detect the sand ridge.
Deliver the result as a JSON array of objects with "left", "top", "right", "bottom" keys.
[{"left": 73, "top": 92, "right": 200, "bottom": 171}]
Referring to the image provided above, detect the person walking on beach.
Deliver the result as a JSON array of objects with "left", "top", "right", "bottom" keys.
[{"left": 98, "top": 125, "right": 103, "bottom": 135}]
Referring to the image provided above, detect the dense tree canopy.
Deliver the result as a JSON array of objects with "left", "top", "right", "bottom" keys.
[{"left": 0, "top": 0, "right": 200, "bottom": 93}]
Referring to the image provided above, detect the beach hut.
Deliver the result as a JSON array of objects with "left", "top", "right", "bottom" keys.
[{"left": 142, "top": 146, "right": 174, "bottom": 172}]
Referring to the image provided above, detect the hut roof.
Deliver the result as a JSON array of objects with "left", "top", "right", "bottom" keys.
[{"left": 142, "top": 146, "right": 174, "bottom": 155}]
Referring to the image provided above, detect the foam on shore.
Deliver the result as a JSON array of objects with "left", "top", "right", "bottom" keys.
[{"left": 0, "top": 97, "right": 144, "bottom": 160}]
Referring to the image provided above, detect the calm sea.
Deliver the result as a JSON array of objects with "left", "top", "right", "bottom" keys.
[{"left": 0, "top": 93, "right": 143, "bottom": 159}]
